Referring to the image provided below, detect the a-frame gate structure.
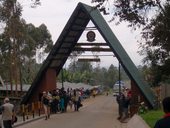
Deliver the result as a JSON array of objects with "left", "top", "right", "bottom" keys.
[{"left": 21, "top": 2, "right": 156, "bottom": 109}]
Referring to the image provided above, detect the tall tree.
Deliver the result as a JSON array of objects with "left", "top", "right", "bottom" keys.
[
  {"left": 21, "top": 23, "right": 53, "bottom": 84},
  {"left": 0, "top": 0, "right": 53, "bottom": 94},
  {"left": 138, "top": 3, "right": 170, "bottom": 85},
  {"left": 0, "top": 0, "right": 24, "bottom": 95}
]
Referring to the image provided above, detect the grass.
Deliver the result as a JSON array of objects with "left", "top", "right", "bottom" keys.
[{"left": 140, "top": 110, "right": 164, "bottom": 128}]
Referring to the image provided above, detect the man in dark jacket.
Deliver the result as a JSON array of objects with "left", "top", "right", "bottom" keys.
[
  {"left": 116, "top": 92, "right": 125, "bottom": 120},
  {"left": 154, "top": 97, "right": 170, "bottom": 128}
]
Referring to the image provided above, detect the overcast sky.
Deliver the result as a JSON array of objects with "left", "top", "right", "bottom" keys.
[{"left": 20, "top": 0, "right": 144, "bottom": 68}]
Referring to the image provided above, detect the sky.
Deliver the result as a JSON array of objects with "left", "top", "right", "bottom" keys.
[{"left": 20, "top": 0, "right": 144, "bottom": 68}]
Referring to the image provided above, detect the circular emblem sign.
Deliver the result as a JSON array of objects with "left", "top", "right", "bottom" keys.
[{"left": 86, "top": 31, "right": 95, "bottom": 42}]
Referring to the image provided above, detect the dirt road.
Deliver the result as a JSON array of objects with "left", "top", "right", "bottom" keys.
[{"left": 17, "top": 95, "right": 127, "bottom": 128}]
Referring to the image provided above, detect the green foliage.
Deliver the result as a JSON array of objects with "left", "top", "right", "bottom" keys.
[
  {"left": 92, "top": 67, "right": 107, "bottom": 86},
  {"left": 58, "top": 61, "right": 128, "bottom": 88},
  {"left": 140, "top": 110, "right": 164, "bottom": 128},
  {"left": 0, "top": 0, "right": 52, "bottom": 86},
  {"left": 21, "top": 61, "right": 42, "bottom": 84},
  {"left": 137, "top": 65, "right": 163, "bottom": 86},
  {"left": 105, "top": 64, "right": 118, "bottom": 87},
  {"left": 140, "top": 3, "right": 170, "bottom": 65},
  {"left": 0, "top": 22, "right": 53, "bottom": 84},
  {"left": 139, "top": 3, "right": 170, "bottom": 84},
  {"left": 59, "top": 61, "right": 93, "bottom": 84},
  {"left": 92, "top": 0, "right": 170, "bottom": 86},
  {"left": 92, "top": 0, "right": 164, "bottom": 28}
]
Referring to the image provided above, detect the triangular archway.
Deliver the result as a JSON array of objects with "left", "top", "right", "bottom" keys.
[{"left": 21, "top": 2, "right": 156, "bottom": 108}]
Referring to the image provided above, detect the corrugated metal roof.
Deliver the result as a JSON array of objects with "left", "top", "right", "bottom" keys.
[
  {"left": 21, "top": 2, "right": 156, "bottom": 108},
  {"left": 0, "top": 84, "right": 31, "bottom": 91},
  {"left": 57, "top": 82, "right": 93, "bottom": 90}
]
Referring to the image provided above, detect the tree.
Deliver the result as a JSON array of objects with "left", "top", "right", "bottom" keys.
[
  {"left": 0, "top": 0, "right": 53, "bottom": 94},
  {"left": 0, "top": 0, "right": 25, "bottom": 94},
  {"left": 92, "top": 0, "right": 170, "bottom": 85},
  {"left": 66, "top": 61, "right": 93, "bottom": 84},
  {"left": 66, "top": 60, "right": 128, "bottom": 87},
  {"left": 92, "top": 66, "right": 107, "bottom": 86},
  {"left": 92, "top": 0, "right": 166, "bottom": 28},
  {"left": 138, "top": 3, "right": 170, "bottom": 85},
  {"left": 140, "top": 3, "right": 170, "bottom": 63},
  {"left": 105, "top": 64, "right": 118, "bottom": 87}
]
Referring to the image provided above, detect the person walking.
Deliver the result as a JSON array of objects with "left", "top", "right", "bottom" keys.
[
  {"left": 59, "top": 94, "right": 65, "bottom": 113},
  {"left": 74, "top": 89, "right": 80, "bottom": 111},
  {"left": 116, "top": 92, "right": 125, "bottom": 120},
  {"left": 0, "top": 97, "right": 15, "bottom": 128},
  {"left": 154, "top": 97, "right": 170, "bottom": 128},
  {"left": 120, "top": 93, "right": 131, "bottom": 123},
  {"left": 51, "top": 90, "right": 60, "bottom": 113},
  {"left": 42, "top": 91, "right": 51, "bottom": 120}
]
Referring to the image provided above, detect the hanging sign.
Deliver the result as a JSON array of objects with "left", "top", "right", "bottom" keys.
[{"left": 87, "top": 31, "right": 96, "bottom": 42}]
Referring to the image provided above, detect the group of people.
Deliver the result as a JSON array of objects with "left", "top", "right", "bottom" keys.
[
  {"left": 1, "top": 87, "right": 170, "bottom": 128},
  {"left": 116, "top": 88, "right": 131, "bottom": 123},
  {"left": 115, "top": 87, "right": 170, "bottom": 127},
  {"left": 41, "top": 87, "right": 83, "bottom": 120}
]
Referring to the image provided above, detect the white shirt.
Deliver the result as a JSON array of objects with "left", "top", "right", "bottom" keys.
[{"left": 1, "top": 103, "right": 14, "bottom": 121}]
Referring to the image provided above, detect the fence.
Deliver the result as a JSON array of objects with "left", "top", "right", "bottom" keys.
[
  {"left": 160, "top": 83, "right": 170, "bottom": 100},
  {"left": 17, "top": 101, "right": 44, "bottom": 123}
]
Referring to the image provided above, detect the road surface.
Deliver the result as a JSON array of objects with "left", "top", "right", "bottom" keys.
[{"left": 17, "top": 95, "right": 127, "bottom": 128}]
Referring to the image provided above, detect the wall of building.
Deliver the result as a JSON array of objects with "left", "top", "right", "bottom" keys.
[{"left": 28, "top": 68, "right": 57, "bottom": 103}]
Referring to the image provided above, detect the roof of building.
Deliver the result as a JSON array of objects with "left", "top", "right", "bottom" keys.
[
  {"left": 0, "top": 84, "right": 31, "bottom": 91},
  {"left": 0, "top": 82, "right": 93, "bottom": 92},
  {"left": 57, "top": 82, "right": 93, "bottom": 90}
]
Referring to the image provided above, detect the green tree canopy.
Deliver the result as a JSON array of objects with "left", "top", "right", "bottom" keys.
[
  {"left": 0, "top": 0, "right": 53, "bottom": 92},
  {"left": 92, "top": 0, "right": 170, "bottom": 85}
]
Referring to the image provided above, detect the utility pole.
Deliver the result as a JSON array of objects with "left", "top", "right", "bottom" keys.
[
  {"left": 61, "top": 68, "right": 64, "bottom": 88},
  {"left": 118, "top": 62, "right": 121, "bottom": 95}
]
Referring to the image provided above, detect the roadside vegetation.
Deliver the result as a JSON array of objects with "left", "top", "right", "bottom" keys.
[{"left": 140, "top": 110, "right": 163, "bottom": 128}]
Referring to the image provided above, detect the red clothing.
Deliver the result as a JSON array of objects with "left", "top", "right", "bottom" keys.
[{"left": 164, "top": 113, "right": 170, "bottom": 118}]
